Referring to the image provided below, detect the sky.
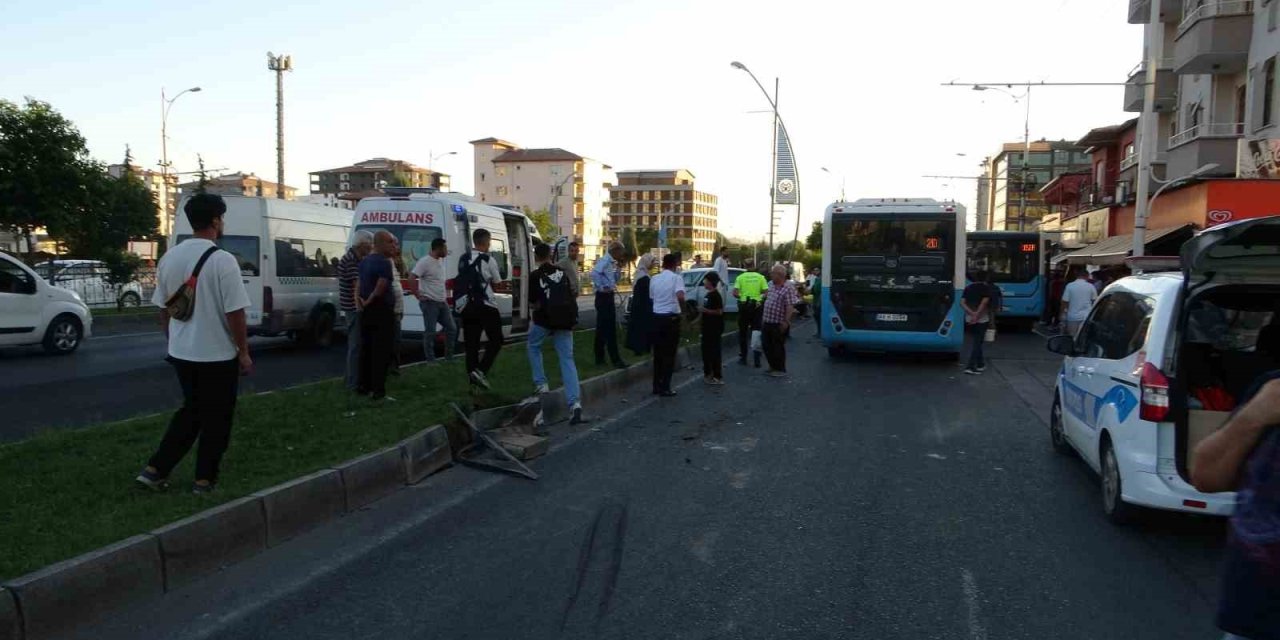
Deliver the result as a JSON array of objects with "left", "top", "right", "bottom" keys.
[{"left": 0, "top": 0, "right": 1141, "bottom": 242}]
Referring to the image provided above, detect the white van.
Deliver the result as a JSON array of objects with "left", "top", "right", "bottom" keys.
[
  {"left": 349, "top": 190, "right": 539, "bottom": 342},
  {"left": 171, "top": 195, "right": 351, "bottom": 346}
]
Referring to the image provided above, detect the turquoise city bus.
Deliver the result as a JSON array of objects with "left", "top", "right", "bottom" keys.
[
  {"left": 819, "top": 198, "right": 967, "bottom": 357},
  {"left": 966, "top": 230, "right": 1045, "bottom": 330}
]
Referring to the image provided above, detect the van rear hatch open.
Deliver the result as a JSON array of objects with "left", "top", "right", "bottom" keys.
[{"left": 1174, "top": 215, "right": 1280, "bottom": 482}]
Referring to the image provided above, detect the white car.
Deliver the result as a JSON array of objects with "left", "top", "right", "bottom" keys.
[
  {"left": 0, "top": 252, "right": 93, "bottom": 354},
  {"left": 1046, "top": 215, "right": 1280, "bottom": 523},
  {"left": 683, "top": 267, "right": 745, "bottom": 314},
  {"left": 34, "top": 259, "right": 146, "bottom": 309}
]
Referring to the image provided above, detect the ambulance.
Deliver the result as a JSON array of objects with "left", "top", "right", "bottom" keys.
[{"left": 349, "top": 189, "right": 540, "bottom": 345}]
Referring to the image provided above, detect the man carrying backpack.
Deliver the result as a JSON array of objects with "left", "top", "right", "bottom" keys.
[
  {"left": 456, "top": 228, "right": 504, "bottom": 389},
  {"left": 528, "top": 243, "right": 584, "bottom": 424}
]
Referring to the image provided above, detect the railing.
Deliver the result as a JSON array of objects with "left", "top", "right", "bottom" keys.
[
  {"left": 1169, "top": 121, "right": 1244, "bottom": 147},
  {"left": 1120, "top": 153, "right": 1139, "bottom": 172},
  {"left": 1129, "top": 56, "right": 1178, "bottom": 78},
  {"left": 1178, "top": 0, "right": 1254, "bottom": 36}
]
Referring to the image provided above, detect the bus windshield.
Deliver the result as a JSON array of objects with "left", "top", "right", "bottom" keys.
[
  {"left": 832, "top": 218, "right": 952, "bottom": 257},
  {"left": 967, "top": 238, "right": 1038, "bottom": 283}
]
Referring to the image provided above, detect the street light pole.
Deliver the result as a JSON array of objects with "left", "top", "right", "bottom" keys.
[
  {"left": 429, "top": 150, "right": 457, "bottom": 189},
  {"left": 821, "top": 167, "right": 845, "bottom": 202},
  {"left": 160, "top": 85, "right": 201, "bottom": 234},
  {"left": 731, "top": 61, "right": 781, "bottom": 254},
  {"left": 267, "top": 52, "right": 293, "bottom": 200}
]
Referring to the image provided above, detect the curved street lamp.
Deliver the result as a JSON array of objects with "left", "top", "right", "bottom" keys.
[
  {"left": 730, "top": 61, "right": 803, "bottom": 262},
  {"left": 161, "top": 86, "right": 202, "bottom": 233},
  {"left": 971, "top": 84, "right": 1033, "bottom": 231}
]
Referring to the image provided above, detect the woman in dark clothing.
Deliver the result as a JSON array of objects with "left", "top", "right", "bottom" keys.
[{"left": 625, "top": 254, "right": 656, "bottom": 355}]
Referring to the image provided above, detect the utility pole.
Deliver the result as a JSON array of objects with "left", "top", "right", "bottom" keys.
[
  {"left": 1131, "top": 2, "right": 1161, "bottom": 258},
  {"left": 1017, "top": 87, "right": 1032, "bottom": 231},
  {"left": 267, "top": 52, "right": 293, "bottom": 199}
]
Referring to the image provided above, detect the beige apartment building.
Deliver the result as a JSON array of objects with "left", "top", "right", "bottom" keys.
[
  {"left": 470, "top": 137, "right": 615, "bottom": 263},
  {"left": 607, "top": 170, "right": 719, "bottom": 258},
  {"left": 1124, "top": 0, "right": 1280, "bottom": 183},
  {"left": 176, "top": 172, "right": 298, "bottom": 201},
  {"left": 309, "top": 157, "right": 449, "bottom": 196}
]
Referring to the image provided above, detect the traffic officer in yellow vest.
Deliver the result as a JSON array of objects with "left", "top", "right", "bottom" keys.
[{"left": 732, "top": 259, "right": 768, "bottom": 367}]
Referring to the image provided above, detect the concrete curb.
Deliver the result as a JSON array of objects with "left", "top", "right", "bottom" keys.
[
  {"left": 2, "top": 534, "right": 162, "bottom": 640},
  {"left": 152, "top": 496, "right": 266, "bottom": 591},
  {"left": 334, "top": 447, "right": 407, "bottom": 511},
  {"left": 254, "top": 470, "right": 347, "bottom": 548},
  {"left": 0, "top": 588, "right": 18, "bottom": 640},
  {"left": 401, "top": 424, "right": 453, "bottom": 483}
]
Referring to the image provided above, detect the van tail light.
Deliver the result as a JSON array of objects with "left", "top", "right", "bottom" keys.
[
  {"left": 445, "top": 278, "right": 455, "bottom": 308},
  {"left": 1139, "top": 362, "right": 1170, "bottom": 422},
  {"left": 263, "top": 286, "right": 274, "bottom": 315}
]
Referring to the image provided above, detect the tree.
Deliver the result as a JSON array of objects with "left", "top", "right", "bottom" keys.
[
  {"left": 620, "top": 226, "right": 638, "bottom": 263},
  {"left": 195, "top": 154, "right": 210, "bottom": 194},
  {"left": 635, "top": 228, "right": 658, "bottom": 257},
  {"left": 806, "top": 221, "right": 823, "bottom": 251},
  {"left": 773, "top": 240, "right": 808, "bottom": 264},
  {"left": 0, "top": 98, "right": 90, "bottom": 263},
  {"left": 50, "top": 159, "right": 158, "bottom": 264},
  {"left": 385, "top": 171, "right": 414, "bottom": 188},
  {"left": 523, "top": 207, "right": 558, "bottom": 240},
  {"left": 802, "top": 249, "right": 823, "bottom": 273},
  {"left": 715, "top": 232, "right": 729, "bottom": 252},
  {"left": 667, "top": 238, "right": 693, "bottom": 258}
]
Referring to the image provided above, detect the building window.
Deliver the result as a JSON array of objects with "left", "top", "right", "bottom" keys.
[
  {"left": 1265, "top": 58, "right": 1276, "bottom": 127},
  {"left": 340, "top": 173, "right": 349, "bottom": 181},
  {"left": 497, "top": 167, "right": 507, "bottom": 177},
  {"left": 496, "top": 186, "right": 508, "bottom": 197}
]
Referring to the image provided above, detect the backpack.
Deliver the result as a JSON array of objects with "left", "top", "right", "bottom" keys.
[
  {"left": 454, "top": 252, "right": 490, "bottom": 308},
  {"left": 537, "top": 266, "right": 578, "bottom": 330},
  {"left": 163, "top": 246, "right": 220, "bottom": 322}
]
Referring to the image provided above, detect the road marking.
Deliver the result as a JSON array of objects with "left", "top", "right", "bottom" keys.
[
  {"left": 91, "top": 331, "right": 160, "bottom": 341},
  {"left": 961, "top": 568, "right": 988, "bottom": 640}
]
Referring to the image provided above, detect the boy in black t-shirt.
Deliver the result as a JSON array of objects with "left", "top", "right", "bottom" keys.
[{"left": 701, "top": 272, "right": 726, "bottom": 385}]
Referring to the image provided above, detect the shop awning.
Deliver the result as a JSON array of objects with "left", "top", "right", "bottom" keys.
[{"left": 1050, "top": 224, "right": 1196, "bottom": 266}]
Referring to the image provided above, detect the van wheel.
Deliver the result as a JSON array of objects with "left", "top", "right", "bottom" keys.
[
  {"left": 1101, "top": 441, "right": 1139, "bottom": 525},
  {"left": 309, "top": 309, "right": 336, "bottom": 348},
  {"left": 1049, "top": 397, "right": 1073, "bottom": 456},
  {"left": 118, "top": 291, "right": 141, "bottom": 309},
  {"left": 43, "top": 314, "right": 83, "bottom": 355}
]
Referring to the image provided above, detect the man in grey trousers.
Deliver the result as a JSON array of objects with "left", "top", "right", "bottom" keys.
[{"left": 339, "top": 230, "right": 374, "bottom": 390}]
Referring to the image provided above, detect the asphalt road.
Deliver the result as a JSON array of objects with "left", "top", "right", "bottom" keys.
[
  {"left": 86, "top": 327, "right": 1229, "bottom": 640},
  {"left": 0, "top": 298, "right": 600, "bottom": 441}
]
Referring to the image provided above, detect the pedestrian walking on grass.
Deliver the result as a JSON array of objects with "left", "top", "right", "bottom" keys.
[
  {"left": 590, "top": 241, "right": 628, "bottom": 368},
  {"left": 410, "top": 238, "right": 456, "bottom": 362},
  {"left": 732, "top": 259, "right": 767, "bottom": 366},
  {"left": 136, "top": 194, "right": 252, "bottom": 495},
  {"left": 1190, "top": 373, "right": 1280, "bottom": 640},
  {"left": 356, "top": 231, "right": 398, "bottom": 401},
  {"left": 456, "top": 228, "right": 504, "bottom": 390},
  {"left": 625, "top": 254, "right": 657, "bottom": 356},
  {"left": 960, "top": 272, "right": 992, "bottom": 376},
  {"left": 528, "top": 243, "right": 585, "bottom": 424},
  {"left": 650, "top": 252, "right": 685, "bottom": 396},
  {"left": 339, "top": 230, "right": 374, "bottom": 390},
  {"left": 700, "top": 271, "right": 725, "bottom": 385},
  {"left": 760, "top": 264, "right": 799, "bottom": 377}
]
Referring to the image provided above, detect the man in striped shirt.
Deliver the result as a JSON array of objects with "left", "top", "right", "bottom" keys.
[{"left": 339, "top": 231, "right": 374, "bottom": 390}]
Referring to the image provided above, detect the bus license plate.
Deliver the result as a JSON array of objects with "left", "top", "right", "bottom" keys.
[{"left": 876, "top": 313, "right": 909, "bottom": 322}]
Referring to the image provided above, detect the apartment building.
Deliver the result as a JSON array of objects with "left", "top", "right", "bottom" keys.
[
  {"left": 176, "top": 172, "right": 298, "bottom": 200},
  {"left": 1040, "top": 120, "right": 1140, "bottom": 251},
  {"left": 980, "top": 141, "right": 1092, "bottom": 231},
  {"left": 107, "top": 163, "right": 179, "bottom": 238},
  {"left": 470, "top": 137, "right": 615, "bottom": 263},
  {"left": 1118, "top": 0, "right": 1280, "bottom": 233},
  {"left": 607, "top": 170, "right": 720, "bottom": 258},
  {"left": 309, "top": 158, "right": 450, "bottom": 196}
]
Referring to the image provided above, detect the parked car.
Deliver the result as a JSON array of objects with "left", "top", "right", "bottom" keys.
[
  {"left": 33, "top": 259, "right": 146, "bottom": 309},
  {"left": 1045, "top": 215, "right": 1280, "bottom": 523},
  {"left": 682, "top": 267, "right": 745, "bottom": 314},
  {"left": 0, "top": 252, "right": 93, "bottom": 354}
]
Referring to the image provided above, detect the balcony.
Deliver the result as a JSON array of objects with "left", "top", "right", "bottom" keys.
[
  {"left": 1129, "top": 0, "right": 1183, "bottom": 23},
  {"left": 1123, "top": 59, "right": 1177, "bottom": 112},
  {"left": 1168, "top": 122, "right": 1242, "bottom": 176},
  {"left": 1173, "top": 0, "right": 1253, "bottom": 75}
]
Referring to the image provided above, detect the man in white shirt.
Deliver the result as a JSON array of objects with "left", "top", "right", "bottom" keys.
[
  {"left": 649, "top": 252, "right": 686, "bottom": 396},
  {"left": 136, "top": 194, "right": 252, "bottom": 495},
  {"left": 457, "top": 228, "right": 505, "bottom": 389},
  {"left": 713, "top": 246, "right": 730, "bottom": 296},
  {"left": 411, "top": 237, "right": 456, "bottom": 362},
  {"left": 1060, "top": 267, "right": 1098, "bottom": 337}
]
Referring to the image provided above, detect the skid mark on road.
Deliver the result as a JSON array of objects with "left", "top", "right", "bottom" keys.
[
  {"left": 560, "top": 499, "right": 629, "bottom": 634},
  {"left": 961, "top": 568, "right": 988, "bottom": 640},
  {"left": 690, "top": 531, "right": 720, "bottom": 565},
  {"left": 728, "top": 471, "right": 750, "bottom": 489}
]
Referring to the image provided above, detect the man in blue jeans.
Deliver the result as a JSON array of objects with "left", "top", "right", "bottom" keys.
[
  {"left": 410, "top": 237, "right": 456, "bottom": 362},
  {"left": 528, "top": 243, "right": 584, "bottom": 425},
  {"left": 960, "top": 272, "right": 992, "bottom": 375}
]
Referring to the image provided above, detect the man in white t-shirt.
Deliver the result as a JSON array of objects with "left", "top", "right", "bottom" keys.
[
  {"left": 713, "top": 246, "right": 730, "bottom": 296},
  {"left": 649, "top": 252, "right": 686, "bottom": 396},
  {"left": 1060, "top": 267, "right": 1098, "bottom": 337},
  {"left": 136, "top": 194, "right": 252, "bottom": 495},
  {"left": 411, "top": 237, "right": 456, "bottom": 362}
]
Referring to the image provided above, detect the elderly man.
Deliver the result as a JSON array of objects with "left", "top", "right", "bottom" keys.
[
  {"left": 338, "top": 230, "right": 374, "bottom": 390},
  {"left": 761, "top": 264, "right": 799, "bottom": 377},
  {"left": 590, "top": 241, "right": 628, "bottom": 368},
  {"left": 356, "top": 230, "right": 398, "bottom": 401}
]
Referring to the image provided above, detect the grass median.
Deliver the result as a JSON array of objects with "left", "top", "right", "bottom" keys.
[{"left": 0, "top": 317, "right": 727, "bottom": 581}]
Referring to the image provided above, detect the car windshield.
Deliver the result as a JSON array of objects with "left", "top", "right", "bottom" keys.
[{"left": 682, "top": 271, "right": 705, "bottom": 287}]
